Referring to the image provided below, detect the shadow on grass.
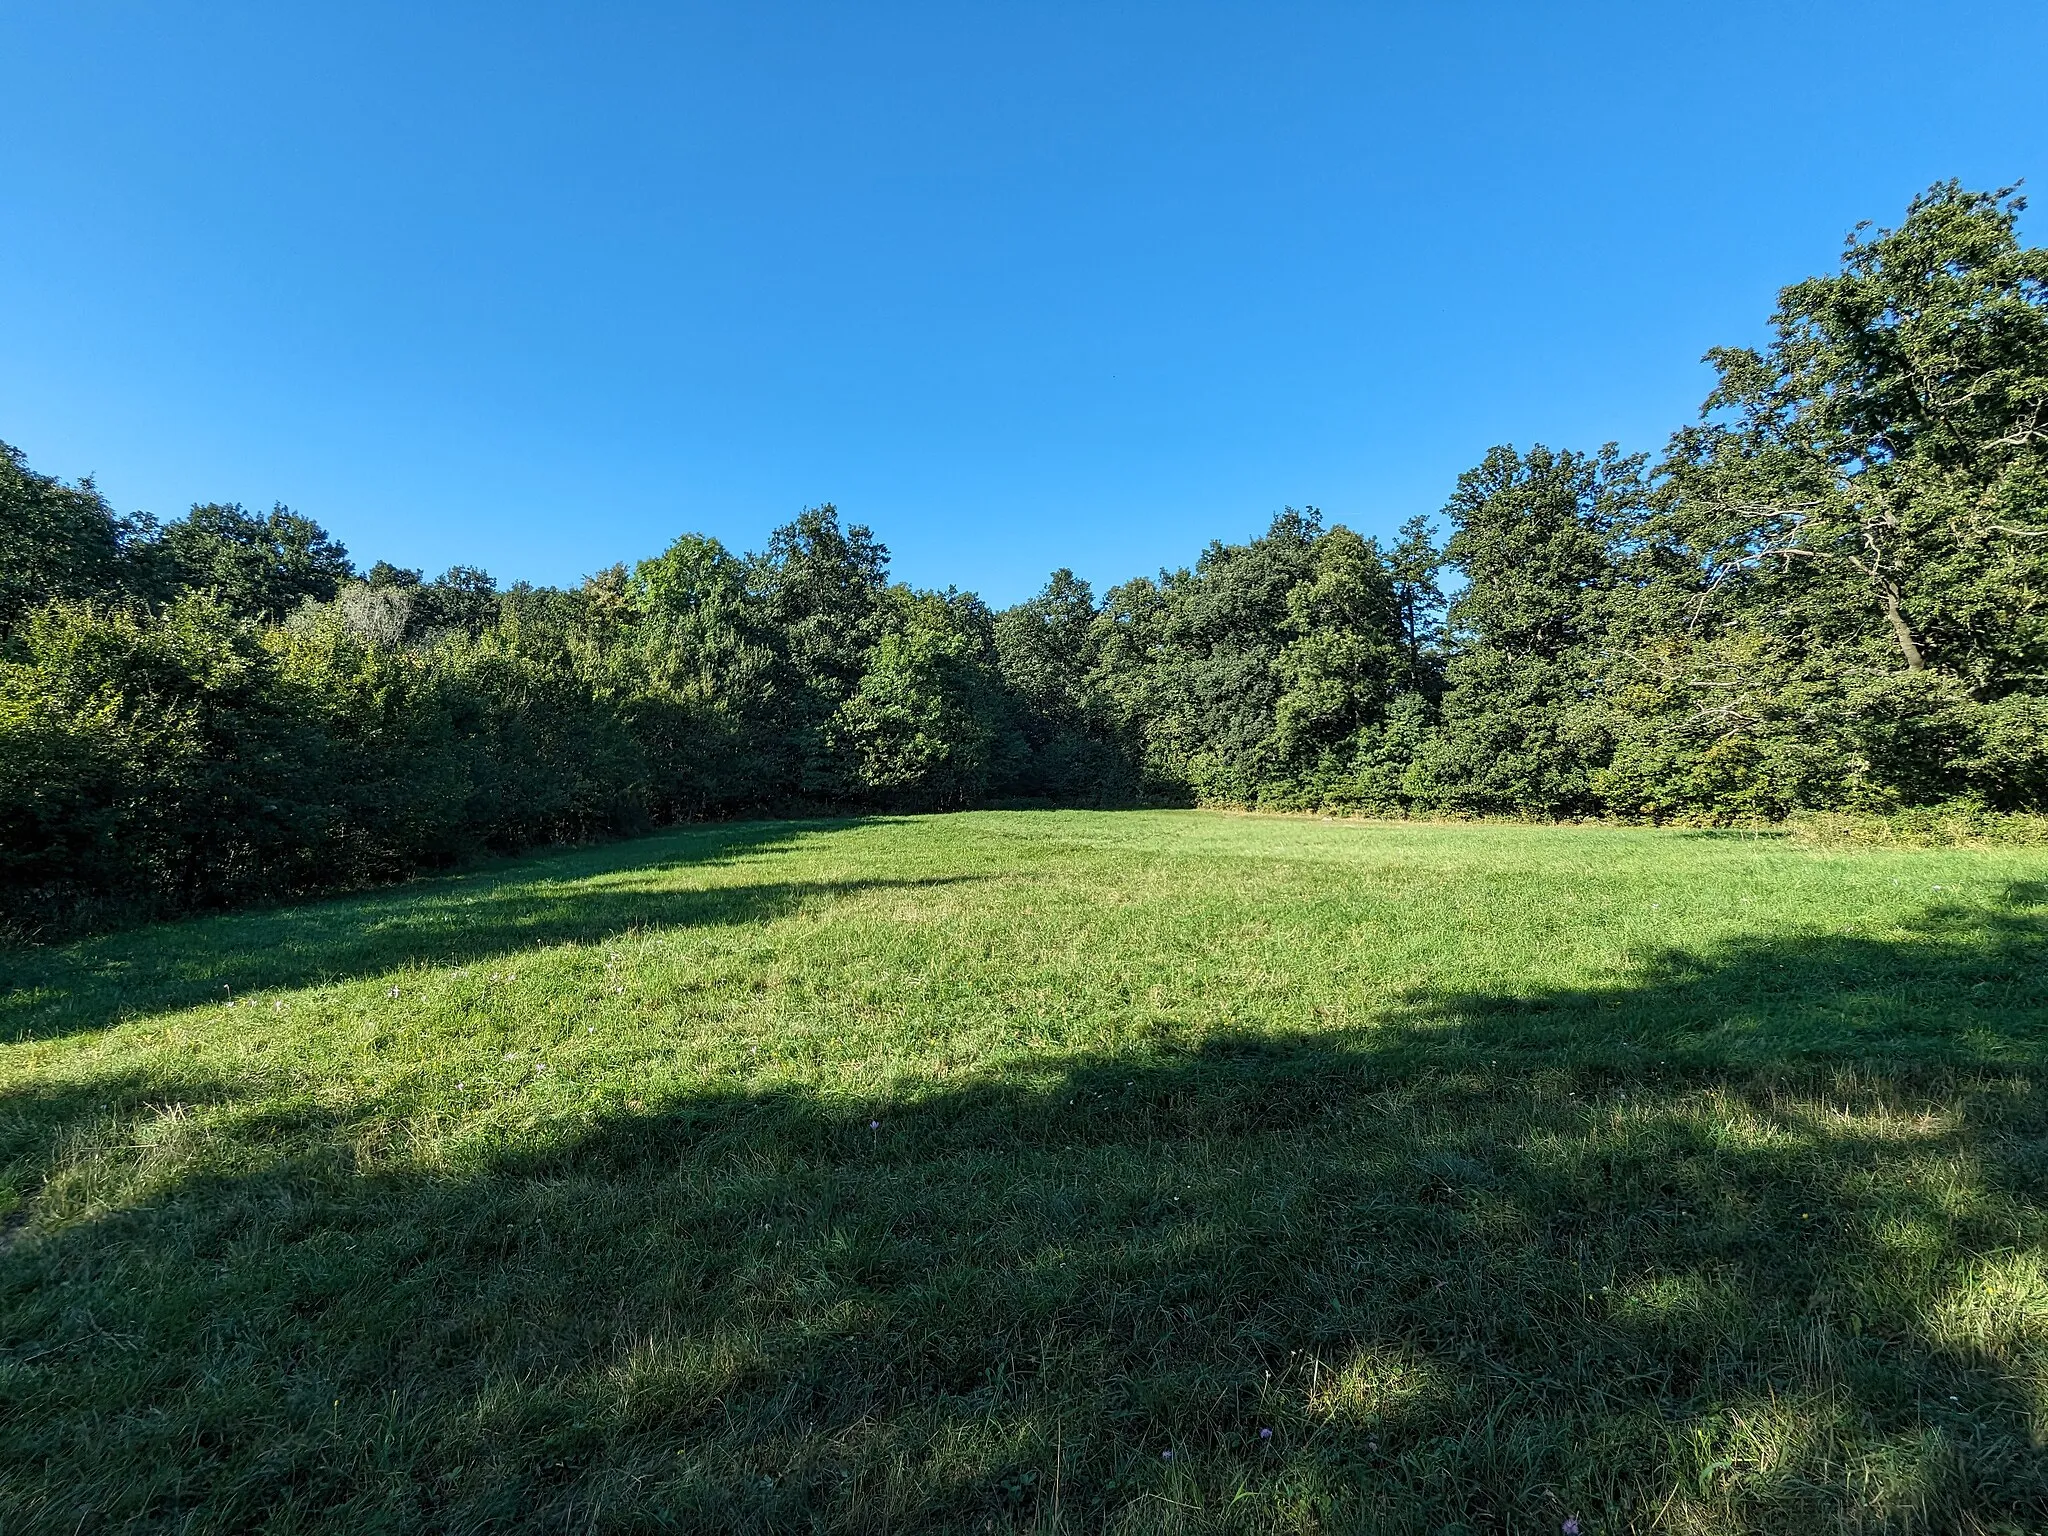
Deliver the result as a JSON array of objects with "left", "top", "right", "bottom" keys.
[
  {"left": 1, "top": 889, "right": 2046, "bottom": 1531},
  {"left": 0, "top": 819, "right": 919, "bottom": 1042}
]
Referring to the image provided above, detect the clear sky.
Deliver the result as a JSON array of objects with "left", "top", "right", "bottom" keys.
[{"left": 3, "top": 3, "right": 2041, "bottom": 605}]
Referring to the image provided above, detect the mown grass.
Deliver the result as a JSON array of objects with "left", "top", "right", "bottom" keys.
[{"left": 2, "top": 810, "right": 2046, "bottom": 1534}]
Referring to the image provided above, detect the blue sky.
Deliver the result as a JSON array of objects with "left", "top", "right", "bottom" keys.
[{"left": 3, "top": 3, "right": 2041, "bottom": 605}]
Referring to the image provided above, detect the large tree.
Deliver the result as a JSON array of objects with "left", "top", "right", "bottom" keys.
[
  {"left": 830, "top": 589, "right": 1019, "bottom": 808},
  {"left": 1408, "top": 443, "right": 1643, "bottom": 815},
  {"left": 1666, "top": 182, "right": 2048, "bottom": 685},
  {"left": 0, "top": 441, "right": 136, "bottom": 634},
  {"left": 157, "top": 502, "right": 355, "bottom": 623},
  {"left": 1609, "top": 182, "right": 2048, "bottom": 815},
  {"left": 1267, "top": 524, "right": 1407, "bottom": 793},
  {"left": 994, "top": 569, "right": 1137, "bottom": 800},
  {"left": 747, "top": 504, "right": 892, "bottom": 793}
]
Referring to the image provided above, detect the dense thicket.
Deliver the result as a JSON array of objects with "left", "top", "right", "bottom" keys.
[{"left": 5, "top": 182, "right": 2046, "bottom": 932}]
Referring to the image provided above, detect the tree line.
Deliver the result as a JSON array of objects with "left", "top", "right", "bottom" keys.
[{"left": 4, "top": 182, "right": 2045, "bottom": 933}]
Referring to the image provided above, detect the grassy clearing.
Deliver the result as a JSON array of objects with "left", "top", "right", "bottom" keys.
[{"left": 3, "top": 810, "right": 2046, "bottom": 1533}]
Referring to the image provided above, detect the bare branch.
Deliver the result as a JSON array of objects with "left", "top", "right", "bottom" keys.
[{"left": 1984, "top": 401, "right": 2046, "bottom": 450}]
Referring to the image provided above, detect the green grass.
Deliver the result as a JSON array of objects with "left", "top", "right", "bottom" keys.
[{"left": 3, "top": 810, "right": 2046, "bottom": 1534}]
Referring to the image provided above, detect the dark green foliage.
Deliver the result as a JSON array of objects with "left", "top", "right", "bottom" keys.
[
  {"left": 350, "top": 563, "right": 507, "bottom": 644},
  {"left": 992, "top": 568, "right": 1131, "bottom": 801},
  {"left": 1064, "top": 510, "right": 1420, "bottom": 809},
  {"left": 1409, "top": 444, "right": 1642, "bottom": 816},
  {"left": 1388, "top": 512, "right": 1448, "bottom": 696},
  {"left": 0, "top": 443, "right": 141, "bottom": 634},
  {"left": 1266, "top": 525, "right": 1408, "bottom": 799},
  {"left": 0, "top": 594, "right": 657, "bottom": 932},
  {"left": 828, "top": 589, "right": 1020, "bottom": 808},
  {"left": 153, "top": 502, "right": 356, "bottom": 622},
  {"left": 4, "top": 181, "right": 2047, "bottom": 934},
  {"left": 1152, "top": 509, "right": 1327, "bottom": 803},
  {"left": 1603, "top": 183, "right": 2048, "bottom": 820},
  {"left": 625, "top": 533, "right": 784, "bottom": 816},
  {"left": 755, "top": 505, "right": 892, "bottom": 794},
  {"left": 0, "top": 594, "right": 365, "bottom": 926}
]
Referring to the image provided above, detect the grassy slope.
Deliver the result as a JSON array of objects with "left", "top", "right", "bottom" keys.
[{"left": 2, "top": 811, "right": 2046, "bottom": 1534}]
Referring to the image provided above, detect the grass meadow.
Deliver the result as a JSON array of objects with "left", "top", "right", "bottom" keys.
[{"left": 2, "top": 810, "right": 2046, "bottom": 1533}]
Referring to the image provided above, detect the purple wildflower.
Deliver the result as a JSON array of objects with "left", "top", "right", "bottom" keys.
[
  {"left": 869, "top": 1119, "right": 880, "bottom": 1130},
  {"left": 1259, "top": 1428, "right": 1272, "bottom": 1441},
  {"left": 1563, "top": 1520, "right": 1582, "bottom": 1536},
  {"left": 1161, "top": 1450, "right": 1173, "bottom": 1461}
]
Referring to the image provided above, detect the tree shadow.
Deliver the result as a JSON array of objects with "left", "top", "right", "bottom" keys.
[
  {"left": 0, "top": 818, "right": 959, "bottom": 1043},
  {"left": 1, "top": 887, "right": 2045, "bottom": 1531}
]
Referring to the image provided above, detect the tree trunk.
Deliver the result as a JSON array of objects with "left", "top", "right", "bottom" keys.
[{"left": 1881, "top": 589, "right": 1927, "bottom": 671}]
